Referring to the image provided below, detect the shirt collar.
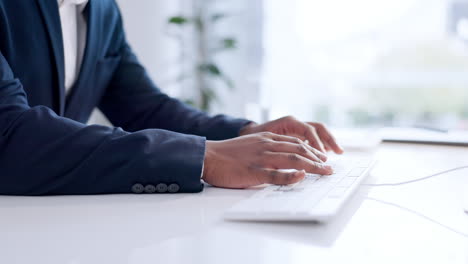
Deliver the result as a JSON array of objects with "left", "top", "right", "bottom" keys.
[{"left": 58, "top": 0, "right": 89, "bottom": 11}]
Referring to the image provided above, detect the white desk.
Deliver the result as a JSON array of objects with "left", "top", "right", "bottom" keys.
[{"left": 1, "top": 143, "right": 468, "bottom": 264}]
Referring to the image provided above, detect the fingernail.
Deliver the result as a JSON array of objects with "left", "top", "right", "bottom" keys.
[
  {"left": 320, "top": 153, "right": 328, "bottom": 162},
  {"left": 296, "top": 170, "right": 306, "bottom": 177}
]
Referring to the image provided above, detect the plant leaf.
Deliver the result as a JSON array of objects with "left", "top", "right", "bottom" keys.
[
  {"left": 184, "top": 99, "right": 196, "bottom": 107},
  {"left": 221, "top": 76, "right": 234, "bottom": 90},
  {"left": 198, "top": 63, "right": 221, "bottom": 76},
  {"left": 211, "top": 13, "right": 227, "bottom": 22},
  {"left": 221, "top": 38, "right": 236, "bottom": 49},
  {"left": 168, "top": 16, "right": 189, "bottom": 25},
  {"left": 198, "top": 63, "right": 235, "bottom": 89},
  {"left": 201, "top": 88, "right": 217, "bottom": 111}
]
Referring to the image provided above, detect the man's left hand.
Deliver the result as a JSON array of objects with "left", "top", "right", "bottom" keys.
[{"left": 239, "top": 116, "right": 344, "bottom": 154}]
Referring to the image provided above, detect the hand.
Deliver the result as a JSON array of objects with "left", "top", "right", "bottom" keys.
[
  {"left": 239, "top": 116, "right": 344, "bottom": 154},
  {"left": 202, "top": 132, "right": 333, "bottom": 189}
]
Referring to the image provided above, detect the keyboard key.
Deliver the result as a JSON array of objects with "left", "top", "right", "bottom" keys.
[
  {"left": 317, "top": 176, "right": 334, "bottom": 184},
  {"left": 224, "top": 155, "right": 375, "bottom": 222},
  {"left": 347, "top": 167, "right": 367, "bottom": 177},
  {"left": 338, "top": 177, "right": 356, "bottom": 187},
  {"left": 331, "top": 172, "right": 346, "bottom": 179}
]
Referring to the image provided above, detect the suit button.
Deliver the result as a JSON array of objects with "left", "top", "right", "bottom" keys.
[
  {"left": 168, "top": 183, "right": 180, "bottom": 193},
  {"left": 144, "top": 184, "right": 156, "bottom": 193},
  {"left": 131, "top": 183, "right": 144, "bottom": 194},
  {"left": 156, "top": 183, "right": 168, "bottom": 193}
]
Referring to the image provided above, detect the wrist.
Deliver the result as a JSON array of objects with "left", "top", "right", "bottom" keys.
[
  {"left": 202, "top": 141, "right": 216, "bottom": 181},
  {"left": 239, "top": 122, "right": 258, "bottom": 136}
]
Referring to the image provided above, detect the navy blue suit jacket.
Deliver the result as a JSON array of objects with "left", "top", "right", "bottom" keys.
[{"left": 0, "top": 0, "right": 250, "bottom": 195}]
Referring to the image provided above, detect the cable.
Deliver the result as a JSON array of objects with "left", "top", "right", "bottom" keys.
[
  {"left": 363, "top": 165, "right": 468, "bottom": 239},
  {"left": 363, "top": 165, "right": 468, "bottom": 187},
  {"left": 367, "top": 197, "right": 468, "bottom": 239}
]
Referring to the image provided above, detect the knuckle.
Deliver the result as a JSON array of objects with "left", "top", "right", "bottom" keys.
[
  {"left": 263, "top": 141, "right": 275, "bottom": 151},
  {"left": 283, "top": 115, "right": 296, "bottom": 122},
  {"left": 288, "top": 153, "right": 301, "bottom": 162},
  {"left": 268, "top": 170, "right": 280, "bottom": 183},
  {"left": 261, "top": 141, "right": 277, "bottom": 153},
  {"left": 316, "top": 149, "right": 326, "bottom": 157},
  {"left": 315, "top": 122, "right": 325, "bottom": 128},
  {"left": 248, "top": 163, "right": 262, "bottom": 171},
  {"left": 309, "top": 147, "right": 319, "bottom": 154},
  {"left": 310, "top": 161, "right": 320, "bottom": 170},
  {"left": 260, "top": 131, "right": 274, "bottom": 138},
  {"left": 259, "top": 137, "right": 273, "bottom": 145},
  {"left": 297, "top": 144, "right": 308, "bottom": 154}
]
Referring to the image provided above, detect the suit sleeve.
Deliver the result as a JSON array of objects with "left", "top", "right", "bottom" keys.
[
  {"left": 0, "top": 50, "right": 205, "bottom": 195},
  {"left": 98, "top": 4, "right": 251, "bottom": 140}
]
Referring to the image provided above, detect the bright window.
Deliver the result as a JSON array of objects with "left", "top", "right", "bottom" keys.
[{"left": 262, "top": 0, "right": 468, "bottom": 130}]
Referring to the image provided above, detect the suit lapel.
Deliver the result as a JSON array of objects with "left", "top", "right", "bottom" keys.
[
  {"left": 36, "top": 0, "right": 66, "bottom": 115},
  {"left": 65, "top": 0, "right": 100, "bottom": 111}
]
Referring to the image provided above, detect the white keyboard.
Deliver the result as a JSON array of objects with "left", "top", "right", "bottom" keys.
[{"left": 224, "top": 154, "right": 376, "bottom": 222}]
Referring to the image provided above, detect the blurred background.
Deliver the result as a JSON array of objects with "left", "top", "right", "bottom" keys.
[{"left": 91, "top": 0, "right": 468, "bottom": 131}]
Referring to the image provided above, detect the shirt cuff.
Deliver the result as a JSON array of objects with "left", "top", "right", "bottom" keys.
[{"left": 200, "top": 158, "right": 205, "bottom": 179}]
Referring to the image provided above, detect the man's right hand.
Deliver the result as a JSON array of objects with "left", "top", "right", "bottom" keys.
[{"left": 202, "top": 132, "right": 333, "bottom": 189}]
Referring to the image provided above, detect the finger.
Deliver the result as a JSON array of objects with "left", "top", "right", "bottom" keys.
[
  {"left": 259, "top": 168, "right": 306, "bottom": 186},
  {"left": 312, "top": 123, "right": 343, "bottom": 154},
  {"left": 269, "top": 141, "right": 326, "bottom": 162},
  {"left": 303, "top": 124, "right": 326, "bottom": 153},
  {"left": 266, "top": 152, "right": 333, "bottom": 175},
  {"left": 315, "top": 140, "right": 331, "bottom": 152},
  {"left": 268, "top": 134, "right": 327, "bottom": 161},
  {"left": 267, "top": 118, "right": 326, "bottom": 153},
  {"left": 303, "top": 140, "right": 327, "bottom": 161},
  {"left": 308, "top": 123, "right": 344, "bottom": 154}
]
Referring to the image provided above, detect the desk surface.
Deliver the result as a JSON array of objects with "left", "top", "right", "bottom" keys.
[{"left": 1, "top": 143, "right": 468, "bottom": 264}]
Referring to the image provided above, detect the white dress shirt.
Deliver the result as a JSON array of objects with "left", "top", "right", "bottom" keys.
[{"left": 58, "top": 0, "right": 89, "bottom": 94}]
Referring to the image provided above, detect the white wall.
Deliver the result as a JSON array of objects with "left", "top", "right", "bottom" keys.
[{"left": 115, "top": 0, "right": 183, "bottom": 96}]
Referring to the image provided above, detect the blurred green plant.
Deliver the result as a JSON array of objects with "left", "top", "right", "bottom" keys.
[{"left": 168, "top": 1, "right": 237, "bottom": 111}]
